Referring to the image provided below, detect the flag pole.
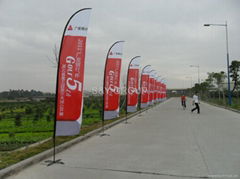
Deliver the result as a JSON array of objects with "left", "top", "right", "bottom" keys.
[
  {"left": 100, "top": 45, "right": 109, "bottom": 136},
  {"left": 45, "top": 8, "right": 91, "bottom": 166},
  {"left": 100, "top": 41, "right": 123, "bottom": 136}
]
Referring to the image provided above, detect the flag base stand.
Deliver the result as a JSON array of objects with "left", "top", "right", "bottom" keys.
[
  {"left": 45, "top": 159, "right": 64, "bottom": 166},
  {"left": 99, "top": 128, "right": 110, "bottom": 137},
  {"left": 99, "top": 120, "right": 110, "bottom": 137},
  {"left": 45, "top": 136, "right": 64, "bottom": 166},
  {"left": 99, "top": 133, "right": 110, "bottom": 137},
  {"left": 124, "top": 116, "right": 130, "bottom": 124}
]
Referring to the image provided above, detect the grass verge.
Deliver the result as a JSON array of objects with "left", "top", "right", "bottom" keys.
[
  {"left": 203, "top": 98, "right": 240, "bottom": 111},
  {"left": 0, "top": 116, "right": 120, "bottom": 170}
]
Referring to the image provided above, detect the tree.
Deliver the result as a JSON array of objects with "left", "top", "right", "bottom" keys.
[
  {"left": 191, "top": 81, "right": 210, "bottom": 100},
  {"left": 206, "top": 72, "right": 216, "bottom": 98},
  {"left": 229, "top": 60, "right": 240, "bottom": 102},
  {"left": 205, "top": 72, "right": 215, "bottom": 88},
  {"left": 200, "top": 82, "right": 210, "bottom": 97},
  {"left": 213, "top": 71, "right": 226, "bottom": 104},
  {"left": 47, "top": 44, "right": 59, "bottom": 68},
  {"left": 35, "top": 107, "right": 43, "bottom": 118},
  {"left": 46, "top": 114, "right": 51, "bottom": 122}
]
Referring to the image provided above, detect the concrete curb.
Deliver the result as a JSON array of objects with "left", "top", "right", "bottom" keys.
[
  {"left": 201, "top": 100, "right": 240, "bottom": 114},
  {"left": 0, "top": 103, "right": 161, "bottom": 179}
]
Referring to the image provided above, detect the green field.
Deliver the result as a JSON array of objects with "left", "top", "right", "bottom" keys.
[
  {"left": 0, "top": 96, "right": 104, "bottom": 151},
  {"left": 0, "top": 95, "right": 131, "bottom": 169}
]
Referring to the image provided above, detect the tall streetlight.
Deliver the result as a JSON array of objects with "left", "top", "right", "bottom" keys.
[
  {"left": 204, "top": 21, "right": 232, "bottom": 105},
  {"left": 190, "top": 65, "right": 200, "bottom": 84}
]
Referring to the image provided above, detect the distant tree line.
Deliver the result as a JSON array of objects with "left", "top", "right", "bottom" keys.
[{"left": 0, "top": 89, "right": 54, "bottom": 100}]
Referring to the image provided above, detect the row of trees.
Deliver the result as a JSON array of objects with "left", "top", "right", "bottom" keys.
[
  {"left": 0, "top": 89, "right": 54, "bottom": 100},
  {"left": 191, "top": 60, "right": 240, "bottom": 105}
]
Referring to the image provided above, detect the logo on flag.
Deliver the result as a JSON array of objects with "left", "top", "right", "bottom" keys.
[{"left": 68, "top": 25, "right": 73, "bottom": 31}]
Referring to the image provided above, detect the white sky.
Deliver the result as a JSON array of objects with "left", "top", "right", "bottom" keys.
[{"left": 0, "top": 0, "right": 239, "bottom": 92}]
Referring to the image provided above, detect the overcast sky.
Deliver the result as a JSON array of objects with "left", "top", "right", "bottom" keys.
[{"left": 0, "top": 0, "right": 239, "bottom": 92}]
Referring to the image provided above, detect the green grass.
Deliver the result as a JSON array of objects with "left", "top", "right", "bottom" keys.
[
  {"left": 0, "top": 115, "right": 101, "bottom": 151},
  {"left": 0, "top": 100, "right": 55, "bottom": 152},
  {"left": 202, "top": 97, "right": 240, "bottom": 111},
  {"left": 0, "top": 96, "right": 130, "bottom": 169},
  {"left": 0, "top": 132, "right": 52, "bottom": 151},
  {"left": 0, "top": 132, "right": 52, "bottom": 142},
  {"left": 0, "top": 116, "right": 121, "bottom": 170},
  {"left": 0, "top": 119, "right": 54, "bottom": 133}
]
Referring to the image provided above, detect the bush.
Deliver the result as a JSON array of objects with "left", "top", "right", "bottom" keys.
[
  {"left": 8, "top": 132, "right": 15, "bottom": 138},
  {"left": 33, "top": 113, "right": 40, "bottom": 122},
  {"left": 46, "top": 114, "right": 51, "bottom": 122},
  {"left": 25, "top": 106, "right": 33, "bottom": 114},
  {"left": 15, "top": 113, "right": 22, "bottom": 127}
]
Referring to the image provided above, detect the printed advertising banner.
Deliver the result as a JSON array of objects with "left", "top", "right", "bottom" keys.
[
  {"left": 163, "top": 82, "right": 167, "bottom": 100},
  {"left": 148, "top": 70, "right": 155, "bottom": 105},
  {"left": 127, "top": 56, "right": 141, "bottom": 112},
  {"left": 55, "top": 8, "right": 92, "bottom": 136},
  {"left": 104, "top": 41, "right": 124, "bottom": 120},
  {"left": 157, "top": 76, "right": 161, "bottom": 102},
  {"left": 160, "top": 79, "right": 167, "bottom": 101},
  {"left": 140, "top": 65, "right": 151, "bottom": 108},
  {"left": 160, "top": 81, "right": 163, "bottom": 101},
  {"left": 153, "top": 72, "right": 158, "bottom": 103}
]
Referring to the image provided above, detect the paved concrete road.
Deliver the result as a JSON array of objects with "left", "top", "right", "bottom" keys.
[{"left": 9, "top": 98, "right": 240, "bottom": 179}]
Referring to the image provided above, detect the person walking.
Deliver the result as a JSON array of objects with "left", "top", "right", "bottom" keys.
[
  {"left": 191, "top": 92, "right": 200, "bottom": 114},
  {"left": 181, "top": 94, "right": 186, "bottom": 109}
]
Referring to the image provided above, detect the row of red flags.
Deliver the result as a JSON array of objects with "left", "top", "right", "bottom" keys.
[{"left": 54, "top": 9, "right": 166, "bottom": 136}]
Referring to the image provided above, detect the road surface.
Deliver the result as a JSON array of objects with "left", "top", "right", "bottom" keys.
[{"left": 9, "top": 98, "right": 240, "bottom": 179}]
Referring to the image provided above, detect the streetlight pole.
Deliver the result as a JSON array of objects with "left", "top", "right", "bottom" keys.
[
  {"left": 190, "top": 65, "right": 200, "bottom": 84},
  {"left": 204, "top": 21, "right": 232, "bottom": 105}
]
